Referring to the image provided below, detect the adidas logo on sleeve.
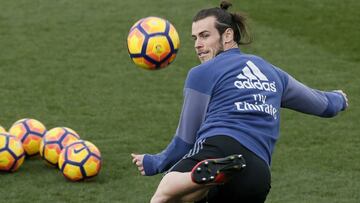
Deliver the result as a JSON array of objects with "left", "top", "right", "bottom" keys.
[{"left": 234, "top": 61, "right": 277, "bottom": 92}]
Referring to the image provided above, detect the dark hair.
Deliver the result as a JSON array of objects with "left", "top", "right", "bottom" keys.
[{"left": 193, "top": 1, "right": 252, "bottom": 45}]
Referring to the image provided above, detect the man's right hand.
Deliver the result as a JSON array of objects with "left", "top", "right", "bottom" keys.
[
  {"left": 334, "top": 90, "right": 349, "bottom": 109},
  {"left": 131, "top": 153, "right": 145, "bottom": 175}
]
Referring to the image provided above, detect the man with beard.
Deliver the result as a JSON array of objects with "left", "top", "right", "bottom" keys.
[{"left": 132, "top": 1, "right": 348, "bottom": 202}]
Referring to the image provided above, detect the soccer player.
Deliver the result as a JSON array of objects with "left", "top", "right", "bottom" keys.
[{"left": 131, "top": 1, "right": 349, "bottom": 202}]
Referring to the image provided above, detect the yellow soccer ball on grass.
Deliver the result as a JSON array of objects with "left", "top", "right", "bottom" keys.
[
  {"left": 39, "top": 127, "right": 80, "bottom": 166},
  {"left": 9, "top": 118, "right": 47, "bottom": 156},
  {"left": 0, "top": 133, "right": 25, "bottom": 172},
  {"left": 58, "top": 140, "right": 102, "bottom": 181}
]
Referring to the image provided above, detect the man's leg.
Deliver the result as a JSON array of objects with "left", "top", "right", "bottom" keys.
[
  {"left": 151, "top": 154, "right": 246, "bottom": 203},
  {"left": 150, "top": 172, "right": 211, "bottom": 203}
]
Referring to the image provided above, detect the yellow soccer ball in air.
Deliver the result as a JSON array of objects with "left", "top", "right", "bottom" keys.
[{"left": 127, "top": 16, "right": 180, "bottom": 70}]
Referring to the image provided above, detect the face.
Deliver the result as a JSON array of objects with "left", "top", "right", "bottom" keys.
[{"left": 192, "top": 16, "right": 224, "bottom": 63}]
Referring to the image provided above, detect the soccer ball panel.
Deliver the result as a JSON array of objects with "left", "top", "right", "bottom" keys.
[
  {"left": 141, "top": 17, "right": 166, "bottom": 34},
  {"left": 62, "top": 164, "right": 83, "bottom": 181},
  {"left": 0, "top": 135, "right": 5, "bottom": 149},
  {"left": 44, "top": 144, "right": 61, "bottom": 165},
  {"left": 9, "top": 124, "right": 27, "bottom": 141},
  {"left": 83, "top": 156, "right": 101, "bottom": 177},
  {"left": 0, "top": 151, "right": 14, "bottom": 170},
  {"left": 58, "top": 149, "right": 65, "bottom": 167},
  {"left": 8, "top": 137, "right": 24, "bottom": 155},
  {"left": 23, "top": 134, "right": 42, "bottom": 156},
  {"left": 169, "top": 24, "right": 180, "bottom": 50},
  {"left": 27, "top": 119, "right": 46, "bottom": 134},
  {"left": 127, "top": 28, "right": 146, "bottom": 55},
  {"left": 146, "top": 36, "right": 171, "bottom": 62}
]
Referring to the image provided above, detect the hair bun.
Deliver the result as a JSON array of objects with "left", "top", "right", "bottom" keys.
[{"left": 220, "top": 1, "right": 232, "bottom": 10}]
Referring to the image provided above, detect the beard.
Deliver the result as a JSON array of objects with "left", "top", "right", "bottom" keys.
[
  {"left": 215, "top": 37, "right": 225, "bottom": 56},
  {"left": 200, "top": 38, "right": 224, "bottom": 63}
]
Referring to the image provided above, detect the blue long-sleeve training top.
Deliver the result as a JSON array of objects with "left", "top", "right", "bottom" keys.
[{"left": 143, "top": 48, "right": 346, "bottom": 176}]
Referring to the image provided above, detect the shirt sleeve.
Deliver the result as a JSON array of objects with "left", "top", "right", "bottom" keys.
[
  {"left": 142, "top": 88, "right": 210, "bottom": 175},
  {"left": 281, "top": 74, "right": 346, "bottom": 117}
]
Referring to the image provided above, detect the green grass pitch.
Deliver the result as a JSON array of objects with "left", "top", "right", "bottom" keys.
[{"left": 0, "top": 0, "right": 359, "bottom": 202}]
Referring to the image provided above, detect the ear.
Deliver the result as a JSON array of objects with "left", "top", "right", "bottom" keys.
[{"left": 222, "top": 28, "right": 234, "bottom": 44}]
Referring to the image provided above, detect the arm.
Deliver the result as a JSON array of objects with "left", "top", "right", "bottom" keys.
[
  {"left": 281, "top": 74, "right": 348, "bottom": 117},
  {"left": 136, "top": 88, "right": 211, "bottom": 176}
]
